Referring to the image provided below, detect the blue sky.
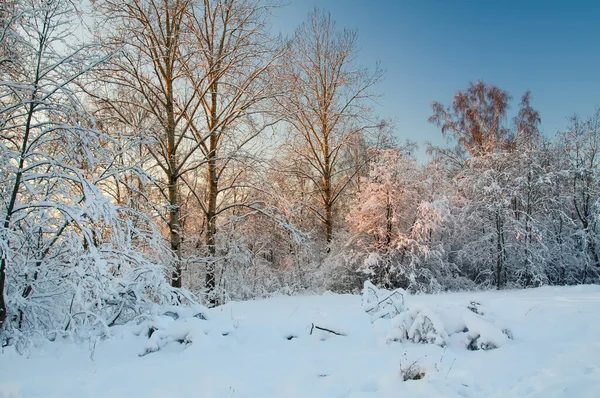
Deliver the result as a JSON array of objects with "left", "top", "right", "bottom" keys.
[{"left": 272, "top": 0, "right": 600, "bottom": 159}]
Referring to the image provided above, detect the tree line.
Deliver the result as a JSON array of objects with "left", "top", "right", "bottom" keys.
[{"left": 1, "top": 0, "right": 598, "bottom": 344}]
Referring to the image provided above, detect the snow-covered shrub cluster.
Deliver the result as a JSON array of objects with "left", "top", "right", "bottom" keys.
[
  {"left": 361, "top": 281, "right": 406, "bottom": 321},
  {"left": 132, "top": 305, "right": 212, "bottom": 356},
  {"left": 459, "top": 312, "right": 510, "bottom": 351},
  {"left": 361, "top": 282, "right": 511, "bottom": 351},
  {"left": 387, "top": 306, "right": 449, "bottom": 346},
  {"left": 181, "top": 211, "right": 318, "bottom": 304}
]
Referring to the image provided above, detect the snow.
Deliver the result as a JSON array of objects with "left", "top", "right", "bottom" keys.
[{"left": 1, "top": 285, "right": 600, "bottom": 398}]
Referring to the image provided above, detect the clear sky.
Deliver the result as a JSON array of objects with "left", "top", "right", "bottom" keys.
[{"left": 271, "top": 0, "right": 600, "bottom": 160}]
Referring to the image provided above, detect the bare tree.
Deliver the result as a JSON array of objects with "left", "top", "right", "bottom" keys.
[
  {"left": 91, "top": 0, "right": 281, "bottom": 300},
  {"left": 276, "top": 9, "right": 383, "bottom": 244},
  {"left": 90, "top": 0, "right": 203, "bottom": 288},
  {"left": 183, "top": 0, "right": 282, "bottom": 302},
  {"left": 429, "top": 81, "right": 539, "bottom": 156}
]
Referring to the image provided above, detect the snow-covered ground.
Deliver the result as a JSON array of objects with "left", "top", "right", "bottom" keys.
[{"left": 1, "top": 285, "right": 599, "bottom": 398}]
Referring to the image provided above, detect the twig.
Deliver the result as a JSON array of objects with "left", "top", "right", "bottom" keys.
[
  {"left": 446, "top": 358, "right": 456, "bottom": 379},
  {"left": 288, "top": 304, "right": 300, "bottom": 318},
  {"left": 525, "top": 305, "right": 538, "bottom": 316},
  {"left": 310, "top": 323, "right": 346, "bottom": 336},
  {"left": 365, "top": 290, "right": 404, "bottom": 313}
]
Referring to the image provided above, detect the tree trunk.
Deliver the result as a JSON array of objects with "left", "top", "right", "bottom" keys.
[
  {"left": 578, "top": 210, "right": 599, "bottom": 284},
  {"left": 205, "top": 83, "right": 219, "bottom": 305},
  {"left": 1, "top": 72, "right": 40, "bottom": 329},
  {"left": 323, "top": 125, "right": 333, "bottom": 245},
  {"left": 385, "top": 194, "right": 393, "bottom": 247},
  {"left": 524, "top": 174, "right": 532, "bottom": 286},
  {"left": 166, "top": 79, "right": 182, "bottom": 288},
  {"left": 496, "top": 210, "right": 503, "bottom": 290},
  {"left": 324, "top": 200, "right": 333, "bottom": 244},
  {"left": 205, "top": 147, "right": 218, "bottom": 304},
  {"left": 168, "top": 174, "right": 182, "bottom": 288},
  {"left": 586, "top": 220, "right": 600, "bottom": 271},
  {"left": 0, "top": 258, "right": 6, "bottom": 330},
  {"left": 583, "top": 228, "right": 599, "bottom": 285}
]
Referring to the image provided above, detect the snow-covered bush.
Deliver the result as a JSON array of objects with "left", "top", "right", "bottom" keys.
[
  {"left": 370, "top": 282, "right": 512, "bottom": 351},
  {"left": 182, "top": 209, "right": 317, "bottom": 304},
  {"left": 317, "top": 232, "right": 369, "bottom": 294},
  {"left": 460, "top": 313, "right": 510, "bottom": 351},
  {"left": 361, "top": 281, "right": 406, "bottom": 321},
  {"left": 1, "top": 187, "right": 181, "bottom": 347},
  {"left": 386, "top": 304, "right": 511, "bottom": 351},
  {"left": 135, "top": 304, "right": 212, "bottom": 356},
  {"left": 386, "top": 306, "right": 448, "bottom": 346},
  {"left": 400, "top": 358, "right": 427, "bottom": 381}
]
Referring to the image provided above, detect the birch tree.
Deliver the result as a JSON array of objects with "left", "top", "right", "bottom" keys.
[{"left": 429, "top": 81, "right": 539, "bottom": 156}]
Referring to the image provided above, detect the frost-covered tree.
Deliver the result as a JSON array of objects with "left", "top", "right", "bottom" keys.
[
  {"left": 181, "top": 0, "right": 282, "bottom": 303},
  {"left": 349, "top": 148, "right": 420, "bottom": 250},
  {"left": 428, "top": 83, "right": 546, "bottom": 289},
  {"left": 455, "top": 152, "right": 538, "bottom": 288},
  {"left": 345, "top": 148, "right": 454, "bottom": 292},
  {"left": 508, "top": 154, "right": 550, "bottom": 286},
  {"left": 557, "top": 111, "right": 600, "bottom": 282},
  {"left": 0, "top": 0, "right": 175, "bottom": 341}
]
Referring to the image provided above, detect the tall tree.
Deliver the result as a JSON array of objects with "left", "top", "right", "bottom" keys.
[
  {"left": 183, "top": 0, "right": 281, "bottom": 301},
  {"left": 91, "top": 0, "right": 201, "bottom": 288},
  {"left": 92, "top": 0, "right": 280, "bottom": 301},
  {"left": 276, "top": 9, "right": 383, "bottom": 244}
]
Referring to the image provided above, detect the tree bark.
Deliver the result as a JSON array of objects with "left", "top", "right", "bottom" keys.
[
  {"left": 496, "top": 210, "right": 503, "bottom": 290},
  {"left": 205, "top": 82, "right": 219, "bottom": 304},
  {"left": 168, "top": 174, "right": 182, "bottom": 288},
  {"left": 166, "top": 71, "right": 182, "bottom": 288},
  {"left": 322, "top": 121, "right": 333, "bottom": 244},
  {"left": 385, "top": 193, "right": 393, "bottom": 247},
  {"left": 205, "top": 147, "right": 218, "bottom": 304},
  {"left": 0, "top": 255, "right": 6, "bottom": 330}
]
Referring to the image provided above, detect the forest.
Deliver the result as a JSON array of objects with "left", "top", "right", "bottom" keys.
[{"left": 1, "top": 0, "right": 599, "bottom": 345}]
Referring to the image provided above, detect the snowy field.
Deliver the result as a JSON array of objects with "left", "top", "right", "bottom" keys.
[{"left": 1, "top": 285, "right": 599, "bottom": 398}]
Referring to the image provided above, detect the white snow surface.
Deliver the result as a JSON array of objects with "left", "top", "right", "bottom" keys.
[{"left": 1, "top": 285, "right": 600, "bottom": 398}]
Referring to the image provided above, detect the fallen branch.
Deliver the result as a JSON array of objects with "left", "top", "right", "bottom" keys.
[
  {"left": 525, "top": 305, "right": 539, "bottom": 316},
  {"left": 310, "top": 323, "right": 346, "bottom": 336}
]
